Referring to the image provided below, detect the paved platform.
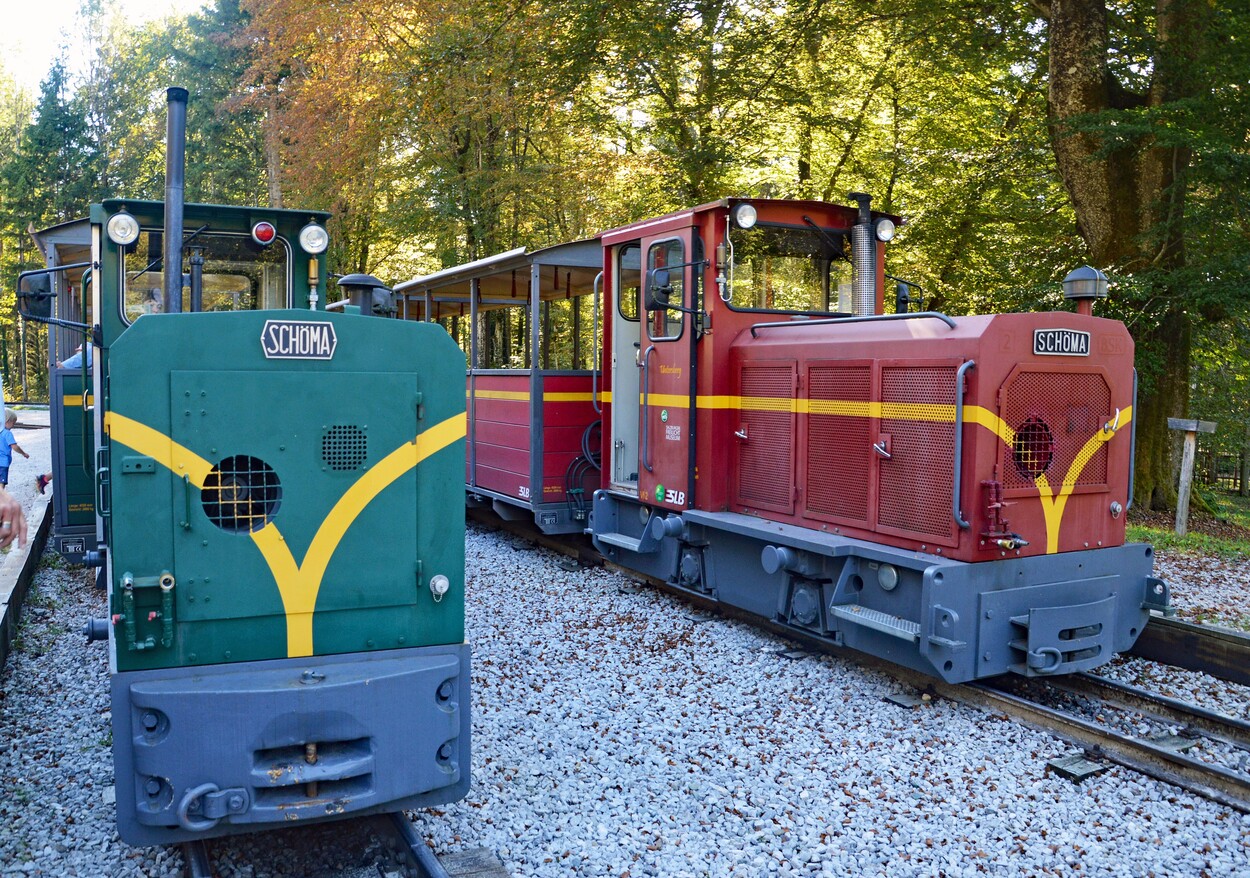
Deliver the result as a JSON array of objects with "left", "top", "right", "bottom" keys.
[{"left": 0, "top": 406, "right": 58, "bottom": 671}]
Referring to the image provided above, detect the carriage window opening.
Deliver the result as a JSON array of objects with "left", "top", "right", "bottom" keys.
[
  {"left": 647, "top": 239, "right": 684, "bottom": 341},
  {"left": 479, "top": 305, "right": 530, "bottom": 369},
  {"left": 727, "top": 224, "right": 852, "bottom": 314},
  {"left": 539, "top": 294, "right": 596, "bottom": 370},
  {"left": 617, "top": 243, "right": 641, "bottom": 321},
  {"left": 121, "top": 230, "right": 289, "bottom": 321}
]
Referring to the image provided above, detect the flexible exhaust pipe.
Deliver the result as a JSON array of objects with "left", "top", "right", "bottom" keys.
[{"left": 162, "top": 87, "right": 188, "bottom": 314}]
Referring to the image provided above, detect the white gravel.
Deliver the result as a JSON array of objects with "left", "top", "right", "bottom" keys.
[
  {"left": 1154, "top": 551, "right": 1250, "bottom": 631},
  {"left": 2, "top": 479, "right": 1249, "bottom": 875}
]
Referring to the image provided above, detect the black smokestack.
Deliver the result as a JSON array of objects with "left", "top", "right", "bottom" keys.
[{"left": 162, "top": 87, "right": 189, "bottom": 314}]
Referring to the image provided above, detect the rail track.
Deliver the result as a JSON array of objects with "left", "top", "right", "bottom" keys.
[
  {"left": 180, "top": 812, "right": 507, "bottom": 878},
  {"left": 1128, "top": 614, "right": 1250, "bottom": 686},
  {"left": 469, "top": 509, "right": 1250, "bottom": 814}
]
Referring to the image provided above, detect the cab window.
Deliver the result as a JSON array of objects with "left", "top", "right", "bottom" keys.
[
  {"left": 121, "top": 231, "right": 289, "bottom": 322},
  {"left": 646, "top": 239, "right": 684, "bottom": 340},
  {"left": 727, "top": 224, "right": 852, "bottom": 313}
]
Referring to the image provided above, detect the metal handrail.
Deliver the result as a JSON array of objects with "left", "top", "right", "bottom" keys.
[
  {"left": 750, "top": 310, "right": 957, "bottom": 338},
  {"left": 953, "top": 360, "right": 975, "bottom": 529},
  {"left": 641, "top": 345, "right": 656, "bottom": 473},
  {"left": 591, "top": 271, "right": 603, "bottom": 414}
]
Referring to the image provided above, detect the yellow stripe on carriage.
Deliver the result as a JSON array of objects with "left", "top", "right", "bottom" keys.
[
  {"left": 62, "top": 394, "right": 95, "bottom": 407},
  {"left": 104, "top": 411, "right": 466, "bottom": 658},
  {"left": 468, "top": 389, "right": 603, "bottom": 403}
]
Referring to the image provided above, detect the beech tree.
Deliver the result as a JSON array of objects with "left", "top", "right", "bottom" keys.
[{"left": 1047, "top": 0, "right": 1250, "bottom": 507}]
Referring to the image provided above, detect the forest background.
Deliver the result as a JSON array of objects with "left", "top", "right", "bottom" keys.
[{"left": 0, "top": 0, "right": 1246, "bottom": 509}]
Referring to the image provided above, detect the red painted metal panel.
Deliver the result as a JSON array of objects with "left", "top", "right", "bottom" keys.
[
  {"left": 474, "top": 419, "right": 531, "bottom": 449},
  {"left": 474, "top": 464, "right": 528, "bottom": 499},
  {"left": 734, "top": 362, "right": 796, "bottom": 514},
  {"left": 475, "top": 443, "right": 530, "bottom": 475},
  {"left": 804, "top": 362, "right": 872, "bottom": 526},
  {"left": 472, "top": 397, "right": 530, "bottom": 424},
  {"left": 876, "top": 362, "right": 959, "bottom": 546}
]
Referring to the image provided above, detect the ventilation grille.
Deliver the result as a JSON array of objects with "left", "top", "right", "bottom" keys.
[
  {"left": 736, "top": 364, "right": 795, "bottom": 512},
  {"left": 202, "top": 456, "right": 281, "bottom": 533},
  {"left": 322, "top": 425, "right": 368, "bottom": 471},
  {"left": 1001, "top": 372, "right": 1109, "bottom": 490},
  {"left": 806, "top": 365, "right": 871, "bottom": 523},
  {"left": 878, "top": 366, "right": 956, "bottom": 540}
]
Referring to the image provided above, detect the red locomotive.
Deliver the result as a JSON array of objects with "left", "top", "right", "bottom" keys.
[{"left": 395, "top": 196, "right": 1169, "bottom": 682}]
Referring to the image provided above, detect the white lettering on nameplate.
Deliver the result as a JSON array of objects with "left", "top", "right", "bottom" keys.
[{"left": 261, "top": 320, "right": 338, "bottom": 360}]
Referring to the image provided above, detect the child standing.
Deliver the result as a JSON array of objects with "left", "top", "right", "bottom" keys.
[{"left": 0, "top": 410, "right": 31, "bottom": 489}]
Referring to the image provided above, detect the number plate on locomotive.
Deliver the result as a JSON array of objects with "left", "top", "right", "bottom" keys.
[
  {"left": 261, "top": 320, "right": 338, "bottom": 360},
  {"left": 1033, "top": 328, "right": 1090, "bottom": 356}
]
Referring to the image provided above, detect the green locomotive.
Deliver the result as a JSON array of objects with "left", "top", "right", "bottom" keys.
[{"left": 19, "top": 90, "right": 470, "bottom": 845}]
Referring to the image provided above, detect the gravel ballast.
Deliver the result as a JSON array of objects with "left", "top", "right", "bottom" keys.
[{"left": 1, "top": 518, "right": 1248, "bottom": 876}]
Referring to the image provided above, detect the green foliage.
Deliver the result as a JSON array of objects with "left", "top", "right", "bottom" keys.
[{"left": 0, "top": 0, "right": 1245, "bottom": 452}]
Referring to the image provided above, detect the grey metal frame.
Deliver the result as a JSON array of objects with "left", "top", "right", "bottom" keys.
[
  {"left": 111, "top": 643, "right": 471, "bottom": 845},
  {"left": 591, "top": 490, "right": 1159, "bottom": 683}
]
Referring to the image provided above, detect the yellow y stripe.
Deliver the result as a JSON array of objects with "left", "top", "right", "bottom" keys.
[
  {"left": 104, "top": 411, "right": 466, "bottom": 657},
  {"left": 1034, "top": 406, "right": 1131, "bottom": 553}
]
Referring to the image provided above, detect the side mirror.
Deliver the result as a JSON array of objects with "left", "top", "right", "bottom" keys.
[
  {"left": 646, "top": 268, "right": 672, "bottom": 311},
  {"left": 17, "top": 272, "right": 54, "bottom": 321},
  {"left": 895, "top": 281, "right": 911, "bottom": 314}
]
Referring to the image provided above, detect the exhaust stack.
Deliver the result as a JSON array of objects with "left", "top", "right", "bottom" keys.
[
  {"left": 162, "top": 87, "right": 188, "bottom": 314},
  {"left": 848, "top": 192, "right": 877, "bottom": 317}
]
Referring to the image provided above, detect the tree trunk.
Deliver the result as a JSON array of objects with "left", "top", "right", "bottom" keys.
[
  {"left": 1047, "top": 0, "right": 1210, "bottom": 510},
  {"left": 1131, "top": 310, "right": 1190, "bottom": 508}
]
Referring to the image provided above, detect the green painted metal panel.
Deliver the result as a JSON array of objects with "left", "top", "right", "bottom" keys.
[{"left": 106, "top": 309, "right": 466, "bottom": 673}]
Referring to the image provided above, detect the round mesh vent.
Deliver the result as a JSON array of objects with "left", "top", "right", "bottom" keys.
[
  {"left": 1012, "top": 417, "right": 1055, "bottom": 479},
  {"left": 322, "top": 425, "right": 368, "bottom": 471},
  {"left": 202, "top": 456, "right": 281, "bottom": 533}
]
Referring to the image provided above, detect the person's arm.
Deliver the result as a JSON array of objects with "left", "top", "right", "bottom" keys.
[
  {"left": 10, "top": 442, "right": 28, "bottom": 459},
  {"left": 0, "top": 487, "right": 27, "bottom": 550}
]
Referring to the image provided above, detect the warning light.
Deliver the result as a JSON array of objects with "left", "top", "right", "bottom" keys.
[{"left": 251, "top": 221, "right": 277, "bottom": 246}]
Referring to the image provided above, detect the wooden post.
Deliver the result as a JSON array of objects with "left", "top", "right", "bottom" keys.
[
  {"left": 1168, "top": 418, "right": 1217, "bottom": 537},
  {"left": 1241, "top": 425, "right": 1249, "bottom": 497}
]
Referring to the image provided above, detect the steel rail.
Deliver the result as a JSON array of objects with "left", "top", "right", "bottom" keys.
[
  {"left": 1128, "top": 614, "right": 1250, "bottom": 687},
  {"left": 180, "top": 840, "right": 214, "bottom": 878},
  {"left": 950, "top": 680, "right": 1250, "bottom": 814},
  {"left": 1054, "top": 672, "right": 1250, "bottom": 750},
  {"left": 386, "top": 812, "right": 453, "bottom": 878}
]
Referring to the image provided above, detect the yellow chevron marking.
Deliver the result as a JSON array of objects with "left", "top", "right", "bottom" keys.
[
  {"left": 1034, "top": 406, "right": 1131, "bottom": 553},
  {"left": 104, "top": 411, "right": 466, "bottom": 656}
]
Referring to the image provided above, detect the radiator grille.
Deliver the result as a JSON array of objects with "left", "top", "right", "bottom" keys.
[
  {"left": 806, "top": 365, "right": 871, "bottom": 523},
  {"left": 736, "top": 364, "right": 796, "bottom": 512},
  {"left": 1001, "top": 372, "right": 1110, "bottom": 490},
  {"left": 878, "top": 366, "right": 956, "bottom": 540},
  {"left": 202, "top": 456, "right": 282, "bottom": 533},
  {"left": 322, "top": 425, "right": 368, "bottom": 471}
]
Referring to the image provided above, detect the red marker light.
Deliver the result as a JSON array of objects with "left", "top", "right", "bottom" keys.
[{"left": 251, "top": 221, "right": 277, "bottom": 246}]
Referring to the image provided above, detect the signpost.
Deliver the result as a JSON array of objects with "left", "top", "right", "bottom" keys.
[{"left": 1168, "top": 418, "right": 1217, "bottom": 537}]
